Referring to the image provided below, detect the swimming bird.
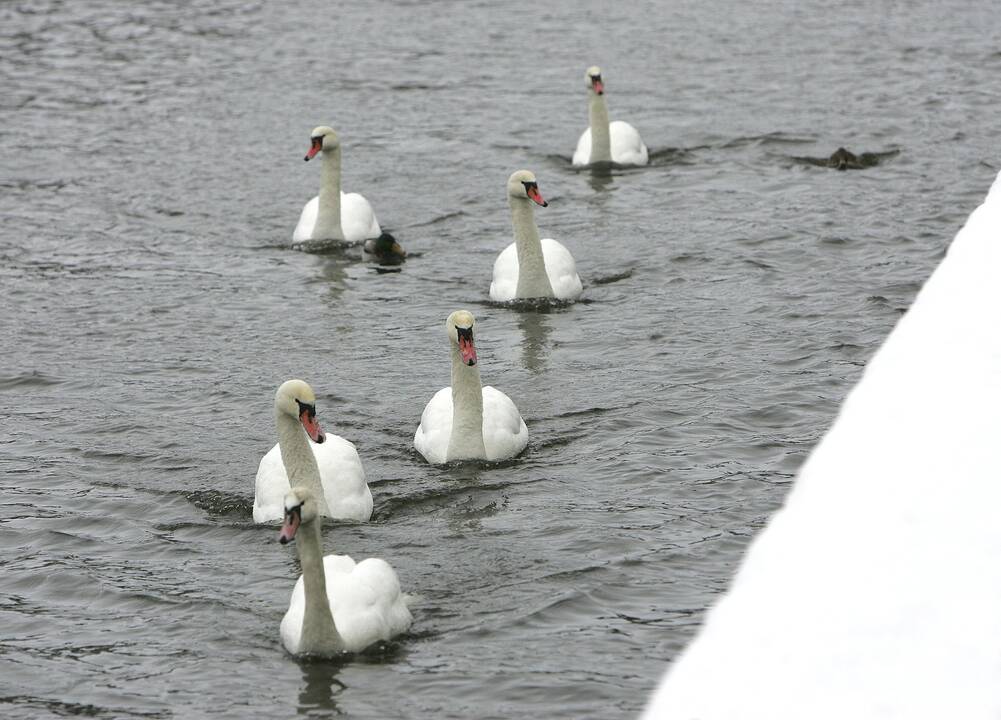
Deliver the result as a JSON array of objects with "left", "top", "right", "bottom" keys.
[
  {"left": 363, "top": 234, "right": 407, "bottom": 265},
  {"left": 278, "top": 485, "right": 412, "bottom": 656},
  {"left": 572, "top": 66, "right": 649, "bottom": 167},
  {"left": 414, "top": 310, "right": 528, "bottom": 464},
  {"left": 293, "top": 126, "right": 400, "bottom": 251},
  {"left": 253, "top": 379, "right": 372, "bottom": 523},
  {"left": 489, "top": 170, "right": 582, "bottom": 302}
]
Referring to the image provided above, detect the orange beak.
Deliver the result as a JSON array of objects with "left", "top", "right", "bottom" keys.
[
  {"left": 300, "top": 407, "right": 325, "bottom": 443},
  {"left": 527, "top": 185, "right": 548, "bottom": 207},
  {"left": 279, "top": 506, "right": 301, "bottom": 544},
  {"left": 304, "top": 137, "right": 322, "bottom": 161}
]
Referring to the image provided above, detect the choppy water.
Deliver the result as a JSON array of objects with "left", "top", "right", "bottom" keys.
[{"left": 1, "top": 1, "right": 998, "bottom": 718}]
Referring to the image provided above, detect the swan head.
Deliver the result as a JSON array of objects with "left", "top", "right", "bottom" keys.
[
  {"left": 507, "top": 170, "right": 548, "bottom": 207},
  {"left": 278, "top": 486, "right": 320, "bottom": 544},
  {"left": 446, "top": 310, "right": 478, "bottom": 367},
  {"left": 585, "top": 66, "right": 604, "bottom": 96},
  {"left": 304, "top": 126, "right": 340, "bottom": 161},
  {"left": 275, "top": 379, "right": 326, "bottom": 444}
]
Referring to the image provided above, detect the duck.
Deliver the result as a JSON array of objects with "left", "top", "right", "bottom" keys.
[
  {"left": 414, "top": 310, "right": 528, "bottom": 464},
  {"left": 293, "top": 126, "right": 402, "bottom": 253},
  {"left": 825, "top": 147, "right": 883, "bottom": 170},
  {"left": 253, "top": 379, "right": 373, "bottom": 523},
  {"left": 489, "top": 170, "right": 582, "bottom": 302},
  {"left": 278, "top": 485, "right": 412, "bottom": 656},
  {"left": 363, "top": 233, "right": 407, "bottom": 265},
  {"left": 828, "top": 147, "right": 862, "bottom": 170},
  {"left": 572, "top": 66, "right": 649, "bottom": 167}
]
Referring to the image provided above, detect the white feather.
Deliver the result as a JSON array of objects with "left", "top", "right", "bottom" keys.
[
  {"left": 254, "top": 434, "right": 373, "bottom": 523},
  {"left": 490, "top": 238, "right": 583, "bottom": 302},
  {"left": 414, "top": 386, "right": 528, "bottom": 464},
  {"left": 292, "top": 192, "right": 382, "bottom": 244},
  {"left": 572, "top": 120, "right": 649, "bottom": 167},
  {"left": 281, "top": 554, "right": 412, "bottom": 654}
]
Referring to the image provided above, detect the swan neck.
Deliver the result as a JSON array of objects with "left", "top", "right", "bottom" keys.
[
  {"left": 447, "top": 345, "right": 486, "bottom": 460},
  {"left": 588, "top": 92, "right": 611, "bottom": 163},
  {"left": 510, "top": 198, "right": 554, "bottom": 299},
  {"left": 315, "top": 147, "right": 344, "bottom": 240},
  {"left": 276, "top": 413, "right": 331, "bottom": 516},
  {"left": 296, "top": 518, "right": 343, "bottom": 654}
]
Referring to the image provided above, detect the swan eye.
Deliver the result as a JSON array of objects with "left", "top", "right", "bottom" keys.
[
  {"left": 522, "top": 181, "right": 538, "bottom": 193},
  {"left": 455, "top": 326, "right": 474, "bottom": 342},
  {"left": 295, "top": 399, "right": 316, "bottom": 420}
]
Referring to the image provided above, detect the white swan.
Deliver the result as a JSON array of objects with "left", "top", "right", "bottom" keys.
[
  {"left": 278, "top": 486, "right": 412, "bottom": 656},
  {"left": 414, "top": 310, "right": 528, "bottom": 464},
  {"left": 489, "top": 170, "right": 583, "bottom": 302},
  {"left": 572, "top": 66, "right": 649, "bottom": 167},
  {"left": 640, "top": 170, "right": 1001, "bottom": 718},
  {"left": 293, "top": 125, "right": 383, "bottom": 243},
  {"left": 253, "top": 379, "right": 373, "bottom": 524}
]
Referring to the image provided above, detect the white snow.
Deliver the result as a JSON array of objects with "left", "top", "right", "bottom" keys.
[{"left": 641, "top": 169, "right": 1001, "bottom": 720}]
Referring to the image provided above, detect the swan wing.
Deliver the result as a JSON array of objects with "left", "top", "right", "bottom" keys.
[
  {"left": 572, "top": 127, "right": 592, "bottom": 167},
  {"left": 541, "top": 238, "right": 583, "bottom": 300},
  {"left": 293, "top": 196, "right": 319, "bottom": 242},
  {"left": 489, "top": 242, "right": 519, "bottom": 301},
  {"left": 253, "top": 435, "right": 372, "bottom": 523},
  {"left": 340, "top": 191, "right": 382, "bottom": 243},
  {"left": 330, "top": 557, "right": 413, "bottom": 651},
  {"left": 291, "top": 193, "right": 381, "bottom": 243},
  {"left": 279, "top": 572, "right": 307, "bottom": 654},
  {"left": 280, "top": 554, "right": 360, "bottom": 654},
  {"left": 481, "top": 386, "right": 528, "bottom": 460},
  {"left": 253, "top": 443, "right": 291, "bottom": 522},
  {"left": 609, "top": 120, "right": 649, "bottom": 166},
  {"left": 312, "top": 434, "right": 373, "bottom": 522},
  {"left": 414, "top": 387, "right": 453, "bottom": 464}
]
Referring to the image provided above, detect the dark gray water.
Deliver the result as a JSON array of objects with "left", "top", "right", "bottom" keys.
[{"left": 2, "top": 1, "right": 998, "bottom": 717}]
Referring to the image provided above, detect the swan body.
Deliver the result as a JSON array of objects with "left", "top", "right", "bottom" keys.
[
  {"left": 293, "top": 193, "right": 381, "bottom": 244},
  {"left": 640, "top": 170, "right": 1001, "bottom": 718},
  {"left": 489, "top": 170, "right": 582, "bottom": 302},
  {"left": 573, "top": 122, "right": 649, "bottom": 167},
  {"left": 254, "top": 435, "right": 372, "bottom": 523},
  {"left": 490, "top": 239, "right": 582, "bottom": 302},
  {"left": 292, "top": 125, "right": 383, "bottom": 243},
  {"left": 254, "top": 379, "right": 373, "bottom": 524},
  {"left": 572, "top": 66, "right": 648, "bottom": 167},
  {"left": 414, "top": 385, "right": 528, "bottom": 464},
  {"left": 279, "top": 487, "right": 412, "bottom": 656},
  {"left": 414, "top": 310, "right": 528, "bottom": 464}
]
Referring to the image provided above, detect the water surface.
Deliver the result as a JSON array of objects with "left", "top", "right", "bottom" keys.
[{"left": 1, "top": 1, "right": 998, "bottom": 717}]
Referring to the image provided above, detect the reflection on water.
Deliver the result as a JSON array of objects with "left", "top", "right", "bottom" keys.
[
  {"left": 587, "top": 165, "right": 616, "bottom": 192},
  {"left": 517, "top": 311, "right": 552, "bottom": 373},
  {"left": 447, "top": 494, "right": 504, "bottom": 534},
  {"left": 311, "top": 250, "right": 354, "bottom": 302},
  {"left": 298, "top": 660, "right": 346, "bottom": 717}
]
